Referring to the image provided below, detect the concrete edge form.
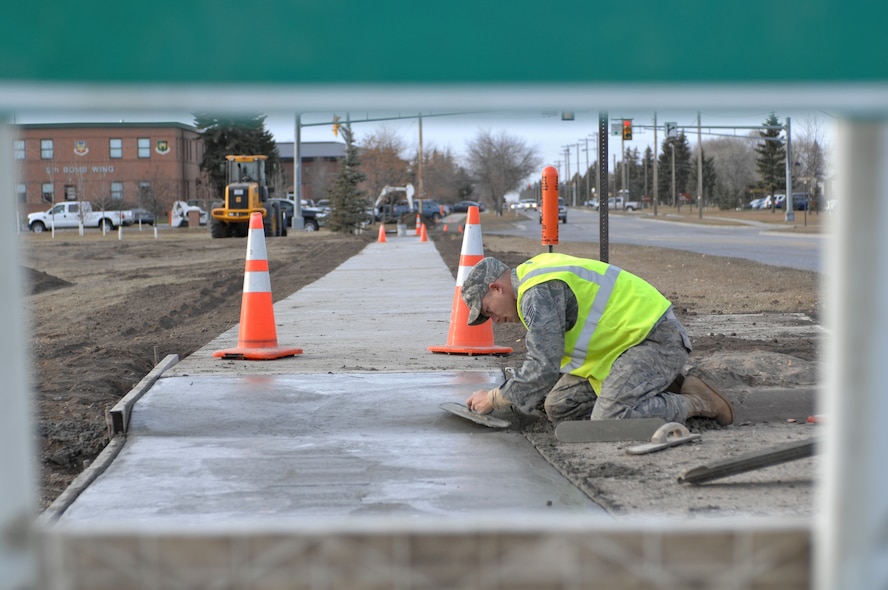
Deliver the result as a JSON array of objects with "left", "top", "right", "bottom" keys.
[
  {"left": 36, "top": 436, "right": 127, "bottom": 526},
  {"left": 106, "top": 353, "right": 179, "bottom": 435},
  {"left": 38, "top": 355, "right": 180, "bottom": 525},
  {"left": 37, "top": 515, "right": 811, "bottom": 589}
]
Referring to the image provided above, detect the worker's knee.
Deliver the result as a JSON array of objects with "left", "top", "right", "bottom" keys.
[{"left": 544, "top": 374, "right": 597, "bottom": 422}]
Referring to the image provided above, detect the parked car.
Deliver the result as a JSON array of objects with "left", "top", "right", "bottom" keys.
[
  {"left": 746, "top": 197, "right": 767, "bottom": 209},
  {"left": 451, "top": 200, "right": 485, "bottom": 213},
  {"left": 131, "top": 208, "right": 155, "bottom": 225},
  {"left": 511, "top": 199, "right": 537, "bottom": 210},
  {"left": 792, "top": 193, "right": 812, "bottom": 210},
  {"left": 267, "top": 198, "right": 327, "bottom": 231},
  {"left": 539, "top": 197, "right": 568, "bottom": 224}
]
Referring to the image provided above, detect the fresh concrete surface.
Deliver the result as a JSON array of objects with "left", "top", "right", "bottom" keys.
[{"left": 59, "top": 235, "right": 606, "bottom": 523}]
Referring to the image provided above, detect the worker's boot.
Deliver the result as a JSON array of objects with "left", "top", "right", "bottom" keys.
[{"left": 680, "top": 375, "right": 734, "bottom": 426}]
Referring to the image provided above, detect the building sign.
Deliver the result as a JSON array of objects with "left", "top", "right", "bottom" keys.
[
  {"left": 155, "top": 140, "right": 170, "bottom": 154},
  {"left": 45, "top": 165, "right": 115, "bottom": 175},
  {"left": 74, "top": 140, "right": 89, "bottom": 156}
]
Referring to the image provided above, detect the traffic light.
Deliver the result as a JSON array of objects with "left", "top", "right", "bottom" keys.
[
  {"left": 332, "top": 115, "right": 341, "bottom": 137},
  {"left": 622, "top": 119, "right": 633, "bottom": 141}
]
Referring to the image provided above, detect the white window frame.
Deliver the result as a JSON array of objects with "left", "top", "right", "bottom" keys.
[
  {"left": 111, "top": 181, "right": 124, "bottom": 201},
  {"left": 109, "top": 138, "right": 123, "bottom": 159},
  {"left": 138, "top": 137, "right": 150, "bottom": 158},
  {"left": 41, "top": 183, "right": 54, "bottom": 203},
  {"left": 40, "top": 139, "right": 53, "bottom": 160},
  {"left": 13, "top": 140, "right": 24, "bottom": 160}
]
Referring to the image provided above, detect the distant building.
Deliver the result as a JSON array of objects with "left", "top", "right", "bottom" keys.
[
  {"left": 12, "top": 124, "right": 347, "bottom": 221},
  {"left": 13, "top": 122, "right": 204, "bottom": 218},
  {"left": 276, "top": 141, "right": 346, "bottom": 202}
]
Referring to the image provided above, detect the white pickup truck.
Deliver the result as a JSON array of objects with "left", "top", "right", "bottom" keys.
[
  {"left": 28, "top": 201, "right": 133, "bottom": 233},
  {"left": 600, "top": 196, "right": 641, "bottom": 211}
]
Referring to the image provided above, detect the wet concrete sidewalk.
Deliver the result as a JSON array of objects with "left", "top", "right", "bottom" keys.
[{"left": 58, "top": 236, "right": 606, "bottom": 523}]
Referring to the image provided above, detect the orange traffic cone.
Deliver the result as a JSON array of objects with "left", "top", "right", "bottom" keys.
[
  {"left": 213, "top": 212, "right": 303, "bottom": 360},
  {"left": 442, "top": 223, "right": 449, "bottom": 232},
  {"left": 419, "top": 223, "right": 428, "bottom": 242},
  {"left": 415, "top": 212, "right": 422, "bottom": 236},
  {"left": 377, "top": 224, "right": 387, "bottom": 243},
  {"left": 429, "top": 206, "right": 513, "bottom": 356}
]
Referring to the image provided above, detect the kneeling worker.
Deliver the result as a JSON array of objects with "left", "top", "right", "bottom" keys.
[{"left": 461, "top": 254, "right": 733, "bottom": 425}]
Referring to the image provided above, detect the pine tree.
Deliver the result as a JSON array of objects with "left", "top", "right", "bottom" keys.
[
  {"left": 656, "top": 132, "right": 693, "bottom": 207},
  {"left": 193, "top": 113, "right": 280, "bottom": 199},
  {"left": 326, "top": 126, "right": 368, "bottom": 234},
  {"left": 754, "top": 112, "right": 786, "bottom": 210}
]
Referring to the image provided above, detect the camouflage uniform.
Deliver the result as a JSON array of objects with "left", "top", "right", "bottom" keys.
[{"left": 499, "top": 270, "right": 693, "bottom": 423}]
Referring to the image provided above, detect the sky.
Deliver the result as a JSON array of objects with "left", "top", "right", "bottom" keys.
[{"left": 12, "top": 108, "right": 835, "bottom": 189}]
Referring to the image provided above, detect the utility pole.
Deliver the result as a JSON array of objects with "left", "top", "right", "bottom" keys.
[
  {"left": 670, "top": 142, "right": 676, "bottom": 209},
  {"left": 575, "top": 141, "right": 581, "bottom": 206},
  {"left": 697, "top": 111, "right": 703, "bottom": 219},
  {"left": 580, "top": 137, "right": 590, "bottom": 204},
  {"left": 417, "top": 114, "right": 424, "bottom": 200},
  {"left": 620, "top": 127, "right": 626, "bottom": 196},
  {"left": 785, "top": 117, "right": 795, "bottom": 222},
  {"left": 653, "top": 111, "right": 658, "bottom": 216},
  {"left": 562, "top": 145, "right": 572, "bottom": 201},
  {"left": 293, "top": 113, "right": 304, "bottom": 229}
]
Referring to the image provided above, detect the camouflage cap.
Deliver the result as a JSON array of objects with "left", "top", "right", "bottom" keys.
[{"left": 462, "top": 257, "right": 510, "bottom": 326}]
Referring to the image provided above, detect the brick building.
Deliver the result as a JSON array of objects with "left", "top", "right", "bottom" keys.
[
  {"left": 13, "top": 122, "right": 205, "bottom": 219},
  {"left": 13, "top": 125, "right": 347, "bottom": 220}
]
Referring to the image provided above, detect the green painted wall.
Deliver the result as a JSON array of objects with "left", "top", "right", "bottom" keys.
[{"left": 2, "top": 0, "right": 886, "bottom": 83}]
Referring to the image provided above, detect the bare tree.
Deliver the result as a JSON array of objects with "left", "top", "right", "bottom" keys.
[
  {"left": 704, "top": 137, "right": 758, "bottom": 209},
  {"left": 408, "top": 144, "right": 473, "bottom": 206},
  {"left": 357, "top": 125, "right": 410, "bottom": 203},
  {"left": 466, "top": 129, "right": 541, "bottom": 215},
  {"left": 794, "top": 114, "right": 831, "bottom": 210}
]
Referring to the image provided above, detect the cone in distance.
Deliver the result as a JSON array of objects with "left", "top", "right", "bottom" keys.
[
  {"left": 428, "top": 206, "right": 512, "bottom": 356},
  {"left": 419, "top": 223, "right": 428, "bottom": 242},
  {"left": 213, "top": 212, "right": 303, "bottom": 360}
]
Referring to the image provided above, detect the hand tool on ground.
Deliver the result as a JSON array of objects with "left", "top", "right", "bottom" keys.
[
  {"left": 626, "top": 422, "right": 701, "bottom": 455},
  {"left": 677, "top": 438, "right": 818, "bottom": 485},
  {"left": 439, "top": 402, "right": 511, "bottom": 428}
]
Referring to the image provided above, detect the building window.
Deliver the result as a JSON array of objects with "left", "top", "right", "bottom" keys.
[
  {"left": 41, "top": 183, "right": 54, "bottom": 203},
  {"left": 16, "top": 183, "right": 26, "bottom": 203},
  {"left": 64, "top": 185, "right": 77, "bottom": 201},
  {"left": 14, "top": 140, "right": 24, "bottom": 160},
  {"left": 40, "top": 139, "right": 53, "bottom": 160},
  {"left": 138, "top": 137, "right": 150, "bottom": 158},
  {"left": 110, "top": 138, "right": 123, "bottom": 159},
  {"left": 111, "top": 182, "right": 124, "bottom": 201}
]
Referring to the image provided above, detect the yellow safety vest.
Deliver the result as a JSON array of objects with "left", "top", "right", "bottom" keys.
[{"left": 516, "top": 253, "right": 670, "bottom": 392}]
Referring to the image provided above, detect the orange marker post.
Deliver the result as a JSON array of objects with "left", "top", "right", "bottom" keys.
[{"left": 541, "top": 166, "right": 559, "bottom": 251}]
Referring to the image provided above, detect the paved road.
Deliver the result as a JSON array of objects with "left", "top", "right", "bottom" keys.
[{"left": 492, "top": 208, "right": 824, "bottom": 273}]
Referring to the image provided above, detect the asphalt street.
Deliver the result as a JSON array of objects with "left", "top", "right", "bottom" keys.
[{"left": 492, "top": 208, "right": 824, "bottom": 272}]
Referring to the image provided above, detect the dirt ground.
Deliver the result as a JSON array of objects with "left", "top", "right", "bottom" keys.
[{"left": 24, "top": 208, "right": 823, "bottom": 516}]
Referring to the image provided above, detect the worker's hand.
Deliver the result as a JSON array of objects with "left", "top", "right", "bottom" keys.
[{"left": 466, "top": 389, "right": 494, "bottom": 414}]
